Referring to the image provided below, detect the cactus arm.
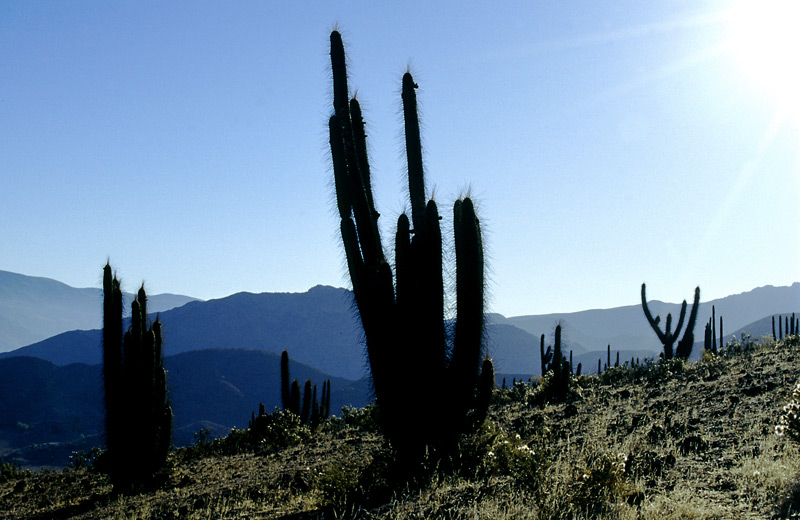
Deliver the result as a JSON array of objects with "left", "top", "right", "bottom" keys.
[
  {"left": 676, "top": 286, "right": 701, "bottom": 359},
  {"left": 402, "top": 72, "right": 426, "bottom": 232},
  {"left": 671, "top": 299, "right": 688, "bottom": 339},
  {"left": 452, "top": 198, "right": 485, "bottom": 401},
  {"left": 641, "top": 283, "right": 668, "bottom": 344}
]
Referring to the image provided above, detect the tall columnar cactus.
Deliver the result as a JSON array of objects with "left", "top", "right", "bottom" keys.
[
  {"left": 102, "top": 263, "right": 172, "bottom": 489},
  {"left": 328, "top": 30, "right": 492, "bottom": 455},
  {"left": 641, "top": 284, "right": 700, "bottom": 360},
  {"left": 540, "top": 333, "right": 552, "bottom": 376},
  {"left": 300, "top": 380, "right": 313, "bottom": 425},
  {"left": 281, "top": 350, "right": 291, "bottom": 412}
]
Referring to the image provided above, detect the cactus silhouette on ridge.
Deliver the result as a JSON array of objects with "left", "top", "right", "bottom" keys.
[{"left": 328, "top": 30, "right": 493, "bottom": 456}]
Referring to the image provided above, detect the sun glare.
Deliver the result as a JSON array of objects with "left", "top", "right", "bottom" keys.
[{"left": 726, "top": 0, "right": 800, "bottom": 116}]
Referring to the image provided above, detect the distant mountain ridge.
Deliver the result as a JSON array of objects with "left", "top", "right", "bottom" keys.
[
  {"left": 503, "top": 283, "right": 800, "bottom": 354},
  {"left": 0, "top": 270, "right": 199, "bottom": 352},
  {"left": 2, "top": 275, "right": 797, "bottom": 381}
]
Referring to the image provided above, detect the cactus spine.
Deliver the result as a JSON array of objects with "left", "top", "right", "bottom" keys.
[
  {"left": 102, "top": 263, "right": 172, "bottom": 489},
  {"left": 641, "top": 284, "right": 700, "bottom": 360},
  {"left": 328, "top": 31, "right": 492, "bottom": 455}
]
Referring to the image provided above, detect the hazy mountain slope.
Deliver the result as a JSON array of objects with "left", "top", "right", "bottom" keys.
[
  {"left": 2, "top": 306, "right": 545, "bottom": 382},
  {"left": 507, "top": 283, "right": 800, "bottom": 353},
  {"left": 0, "top": 285, "right": 367, "bottom": 379},
  {"left": 0, "top": 270, "right": 198, "bottom": 352},
  {"left": 5, "top": 283, "right": 797, "bottom": 383},
  {"left": 0, "top": 350, "right": 369, "bottom": 467}
]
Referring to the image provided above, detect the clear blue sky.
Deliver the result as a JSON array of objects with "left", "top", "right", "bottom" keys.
[{"left": 2, "top": 1, "right": 798, "bottom": 317}]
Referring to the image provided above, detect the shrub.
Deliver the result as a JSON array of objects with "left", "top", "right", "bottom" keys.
[
  {"left": 0, "top": 461, "right": 30, "bottom": 483},
  {"left": 776, "top": 378, "right": 800, "bottom": 443},
  {"left": 571, "top": 451, "right": 632, "bottom": 516}
]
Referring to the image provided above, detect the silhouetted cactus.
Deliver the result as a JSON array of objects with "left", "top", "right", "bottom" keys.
[
  {"left": 281, "top": 350, "right": 291, "bottom": 412},
  {"left": 546, "top": 324, "right": 571, "bottom": 398},
  {"left": 773, "top": 316, "right": 777, "bottom": 341},
  {"left": 280, "top": 351, "right": 330, "bottom": 427},
  {"left": 289, "top": 379, "right": 301, "bottom": 416},
  {"left": 705, "top": 319, "right": 713, "bottom": 353},
  {"left": 300, "top": 380, "right": 313, "bottom": 425},
  {"left": 641, "top": 284, "right": 700, "bottom": 360},
  {"left": 102, "top": 263, "right": 172, "bottom": 490},
  {"left": 540, "top": 333, "right": 552, "bottom": 376},
  {"left": 328, "top": 30, "right": 492, "bottom": 455}
]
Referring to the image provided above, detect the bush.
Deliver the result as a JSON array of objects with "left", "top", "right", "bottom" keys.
[
  {"left": 68, "top": 447, "right": 105, "bottom": 471},
  {"left": 340, "top": 404, "right": 381, "bottom": 432},
  {"left": 571, "top": 451, "right": 632, "bottom": 516},
  {"left": 776, "top": 378, "right": 800, "bottom": 443},
  {"left": 0, "top": 461, "right": 30, "bottom": 483}
]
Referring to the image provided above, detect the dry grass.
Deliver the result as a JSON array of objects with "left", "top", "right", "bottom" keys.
[{"left": 2, "top": 337, "right": 800, "bottom": 519}]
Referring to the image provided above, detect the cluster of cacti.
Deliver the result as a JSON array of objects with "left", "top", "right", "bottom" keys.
[
  {"left": 597, "top": 348, "right": 645, "bottom": 374},
  {"left": 774, "top": 314, "right": 799, "bottom": 340},
  {"left": 702, "top": 306, "right": 727, "bottom": 354},
  {"left": 102, "top": 262, "right": 172, "bottom": 489},
  {"left": 541, "top": 330, "right": 581, "bottom": 378},
  {"left": 279, "top": 350, "right": 330, "bottom": 427},
  {"left": 547, "top": 325, "right": 573, "bottom": 397},
  {"left": 641, "top": 284, "right": 701, "bottom": 360},
  {"left": 328, "top": 30, "right": 494, "bottom": 455}
]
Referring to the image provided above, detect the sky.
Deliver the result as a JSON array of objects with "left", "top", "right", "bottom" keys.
[{"left": 1, "top": 1, "right": 798, "bottom": 317}]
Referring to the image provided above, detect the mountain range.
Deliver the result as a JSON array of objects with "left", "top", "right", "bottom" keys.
[
  {"left": 0, "top": 270, "right": 797, "bottom": 466},
  {"left": 3, "top": 275, "right": 797, "bottom": 378},
  {"left": 0, "top": 270, "right": 198, "bottom": 352}
]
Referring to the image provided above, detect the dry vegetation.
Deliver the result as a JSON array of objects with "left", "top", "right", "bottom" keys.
[{"left": 2, "top": 335, "right": 800, "bottom": 519}]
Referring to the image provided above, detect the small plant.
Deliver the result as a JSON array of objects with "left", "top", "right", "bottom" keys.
[
  {"left": 341, "top": 404, "right": 381, "bottom": 432},
  {"left": 776, "top": 378, "right": 800, "bottom": 443},
  {"left": 571, "top": 451, "right": 632, "bottom": 517},
  {"left": 474, "top": 421, "right": 544, "bottom": 489},
  {"left": 0, "top": 461, "right": 30, "bottom": 483},
  {"left": 68, "top": 447, "right": 104, "bottom": 471},
  {"left": 723, "top": 332, "right": 761, "bottom": 355}
]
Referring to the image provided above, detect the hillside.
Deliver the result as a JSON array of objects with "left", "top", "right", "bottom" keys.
[
  {"left": 2, "top": 336, "right": 799, "bottom": 519},
  {"left": 0, "top": 350, "right": 369, "bottom": 468}
]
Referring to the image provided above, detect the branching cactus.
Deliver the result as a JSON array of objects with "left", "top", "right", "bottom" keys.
[
  {"left": 102, "top": 262, "right": 172, "bottom": 489},
  {"left": 328, "top": 31, "right": 493, "bottom": 455},
  {"left": 641, "top": 283, "right": 700, "bottom": 360}
]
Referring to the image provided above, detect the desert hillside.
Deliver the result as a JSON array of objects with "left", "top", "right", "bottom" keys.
[{"left": 2, "top": 335, "right": 800, "bottom": 519}]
